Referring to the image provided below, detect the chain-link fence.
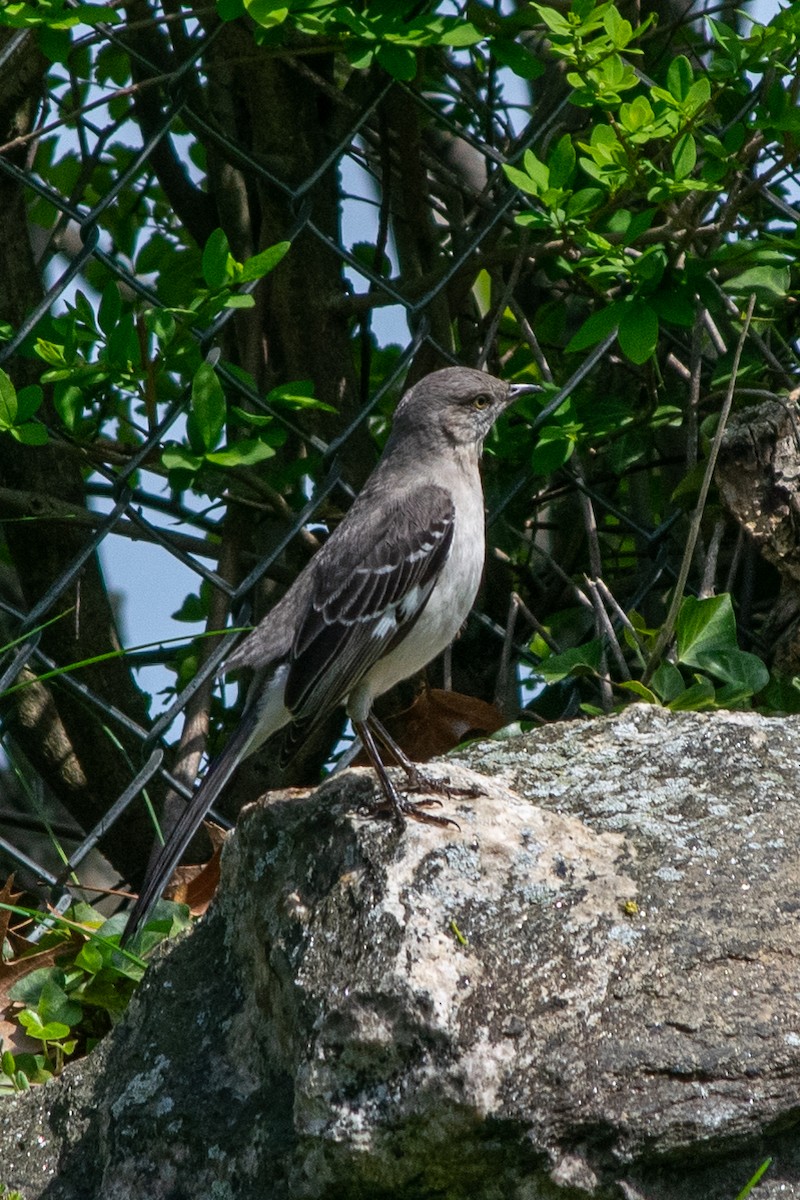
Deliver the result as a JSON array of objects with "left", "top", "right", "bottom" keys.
[{"left": 0, "top": 3, "right": 797, "bottom": 925}]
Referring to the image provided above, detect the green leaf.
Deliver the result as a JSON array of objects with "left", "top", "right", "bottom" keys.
[
  {"left": 201, "top": 228, "right": 232, "bottom": 291},
  {"left": 38, "top": 976, "right": 82, "bottom": 1027},
  {"left": 376, "top": 43, "right": 417, "bottom": 80},
  {"left": 667, "top": 673, "right": 716, "bottom": 711},
  {"left": 535, "top": 639, "right": 603, "bottom": 682},
  {"left": 618, "top": 302, "right": 658, "bottom": 364},
  {"left": 204, "top": 437, "right": 277, "bottom": 467},
  {"left": 229, "top": 406, "right": 273, "bottom": 428},
  {"left": 672, "top": 132, "right": 696, "bottom": 180},
  {"left": 685, "top": 77, "right": 710, "bottom": 114},
  {"left": 0, "top": 367, "right": 18, "bottom": 428},
  {"left": 692, "top": 648, "right": 769, "bottom": 694},
  {"left": 11, "top": 422, "right": 48, "bottom": 445},
  {"left": 650, "top": 661, "right": 685, "bottom": 702},
  {"left": 9, "top": 967, "right": 59, "bottom": 1006},
  {"left": 503, "top": 164, "right": 544, "bottom": 197},
  {"left": 566, "top": 302, "right": 622, "bottom": 353},
  {"left": 565, "top": 187, "right": 604, "bottom": 218},
  {"left": 531, "top": 429, "right": 574, "bottom": 475},
  {"left": 725, "top": 266, "right": 790, "bottom": 300},
  {"left": 238, "top": 240, "right": 290, "bottom": 283},
  {"left": 74, "top": 942, "right": 104, "bottom": 974},
  {"left": 491, "top": 39, "right": 544, "bottom": 80},
  {"left": 162, "top": 445, "right": 204, "bottom": 472},
  {"left": 16, "top": 384, "right": 43, "bottom": 421},
  {"left": 616, "top": 679, "right": 658, "bottom": 703},
  {"left": 533, "top": 4, "right": 573, "bottom": 35},
  {"left": 191, "top": 362, "right": 226, "bottom": 451},
  {"left": 18, "top": 1012, "right": 72, "bottom": 1042},
  {"left": 145, "top": 308, "right": 176, "bottom": 345},
  {"left": 676, "top": 593, "right": 737, "bottom": 667},
  {"left": 53, "top": 383, "right": 83, "bottom": 431},
  {"left": 667, "top": 55, "right": 693, "bottom": 102},
  {"left": 603, "top": 5, "right": 632, "bottom": 48},
  {"left": 547, "top": 134, "right": 576, "bottom": 189},
  {"left": 97, "top": 281, "right": 122, "bottom": 337},
  {"left": 440, "top": 22, "right": 482, "bottom": 47},
  {"left": 523, "top": 148, "right": 549, "bottom": 190},
  {"left": 242, "top": 0, "right": 287, "bottom": 27},
  {"left": 265, "top": 380, "right": 336, "bottom": 411},
  {"left": 224, "top": 294, "right": 255, "bottom": 309}
]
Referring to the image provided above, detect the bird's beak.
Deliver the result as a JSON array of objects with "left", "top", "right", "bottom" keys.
[{"left": 508, "top": 383, "right": 543, "bottom": 401}]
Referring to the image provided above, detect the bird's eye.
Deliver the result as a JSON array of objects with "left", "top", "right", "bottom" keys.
[{"left": 472, "top": 393, "right": 491, "bottom": 410}]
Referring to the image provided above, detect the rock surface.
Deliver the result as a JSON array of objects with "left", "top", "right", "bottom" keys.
[{"left": 2, "top": 706, "right": 800, "bottom": 1199}]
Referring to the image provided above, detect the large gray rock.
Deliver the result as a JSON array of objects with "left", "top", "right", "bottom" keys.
[{"left": 2, "top": 706, "right": 800, "bottom": 1198}]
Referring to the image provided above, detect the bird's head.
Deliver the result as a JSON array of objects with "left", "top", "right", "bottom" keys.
[{"left": 391, "top": 366, "right": 540, "bottom": 453}]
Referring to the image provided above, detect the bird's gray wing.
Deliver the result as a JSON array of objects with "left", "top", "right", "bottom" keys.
[{"left": 283, "top": 483, "right": 455, "bottom": 724}]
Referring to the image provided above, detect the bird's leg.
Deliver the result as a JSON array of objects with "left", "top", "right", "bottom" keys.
[
  {"left": 369, "top": 715, "right": 484, "bottom": 801},
  {"left": 352, "top": 719, "right": 458, "bottom": 828}
]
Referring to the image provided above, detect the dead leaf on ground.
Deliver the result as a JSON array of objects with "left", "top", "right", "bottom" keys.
[
  {"left": 353, "top": 687, "right": 506, "bottom": 766},
  {"left": 162, "top": 822, "right": 226, "bottom": 917}
]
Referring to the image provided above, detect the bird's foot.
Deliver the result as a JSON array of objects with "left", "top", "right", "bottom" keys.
[
  {"left": 367, "top": 790, "right": 460, "bottom": 829},
  {"left": 403, "top": 767, "right": 485, "bottom": 803}
]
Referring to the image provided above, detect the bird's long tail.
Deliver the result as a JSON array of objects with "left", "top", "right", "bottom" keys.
[{"left": 121, "top": 709, "right": 260, "bottom": 945}]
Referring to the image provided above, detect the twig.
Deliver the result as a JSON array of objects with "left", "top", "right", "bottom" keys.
[
  {"left": 642, "top": 293, "right": 757, "bottom": 685},
  {"left": 699, "top": 516, "right": 726, "bottom": 598},
  {"left": 585, "top": 577, "right": 631, "bottom": 681}
]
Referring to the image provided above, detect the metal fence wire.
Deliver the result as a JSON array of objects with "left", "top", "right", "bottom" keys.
[{"left": 0, "top": 8, "right": 797, "bottom": 920}]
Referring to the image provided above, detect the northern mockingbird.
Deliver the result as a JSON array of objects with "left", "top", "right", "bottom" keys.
[{"left": 123, "top": 367, "right": 536, "bottom": 941}]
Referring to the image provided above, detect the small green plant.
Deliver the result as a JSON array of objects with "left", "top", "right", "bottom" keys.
[
  {"left": 734, "top": 1157, "right": 772, "bottom": 1200},
  {"left": 1, "top": 899, "right": 190, "bottom": 1085},
  {"left": 0, "top": 1182, "right": 27, "bottom": 1200},
  {"left": 530, "top": 593, "right": 780, "bottom": 715}
]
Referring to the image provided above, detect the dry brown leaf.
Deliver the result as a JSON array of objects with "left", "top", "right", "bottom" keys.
[
  {"left": 162, "top": 821, "right": 226, "bottom": 917},
  {"left": 354, "top": 687, "right": 506, "bottom": 766},
  {"left": 0, "top": 875, "right": 21, "bottom": 949}
]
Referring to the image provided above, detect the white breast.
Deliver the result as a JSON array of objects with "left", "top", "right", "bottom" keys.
[{"left": 346, "top": 463, "right": 486, "bottom": 723}]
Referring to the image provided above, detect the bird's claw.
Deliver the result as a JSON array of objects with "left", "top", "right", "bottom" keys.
[
  {"left": 363, "top": 789, "right": 461, "bottom": 830},
  {"left": 406, "top": 771, "right": 485, "bottom": 802}
]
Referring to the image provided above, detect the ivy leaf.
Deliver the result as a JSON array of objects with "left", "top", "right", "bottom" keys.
[
  {"left": 650, "top": 661, "right": 685, "bottom": 702},
  {"left": 535, "top": 639, "right": 603, "bottom": 682},
  {"left": 38, "top": 977, "right": 82, "bottom": 1027},
  {"left": 676, "top": 594, "right": 737, "bottom": 667},
  {"left": 692, "top": 648, "right": 769, "bottom": 694},
  {"left": 667, "top": 673, "right": 716, "bottom": 711}
]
